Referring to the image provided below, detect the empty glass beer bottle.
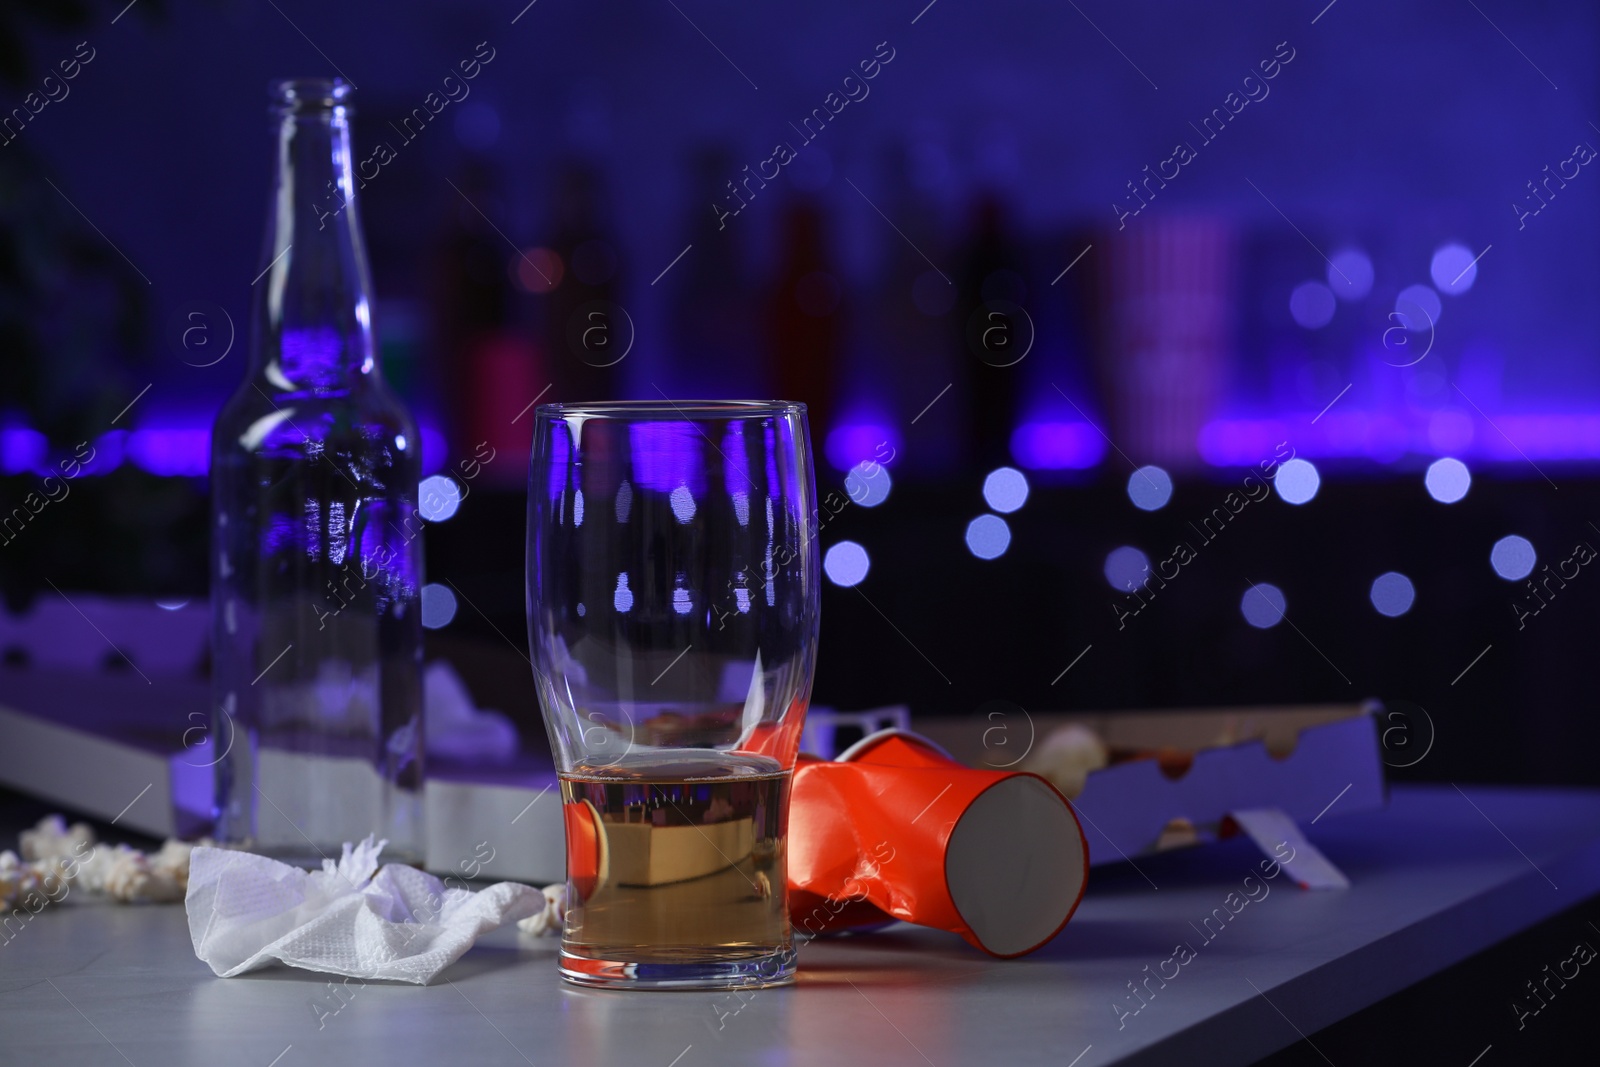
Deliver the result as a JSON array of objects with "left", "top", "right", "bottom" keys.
[{"left": 209, "top": 78, "right": 424, "bottom": 864}]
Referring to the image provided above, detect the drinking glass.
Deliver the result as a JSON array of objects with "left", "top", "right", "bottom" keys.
[{"left": 527, "top": 401, "right": 819, "bottom": 989}]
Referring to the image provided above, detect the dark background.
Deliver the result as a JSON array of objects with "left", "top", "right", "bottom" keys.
[
  {"left": 3, "top": 4, "right": 1600, "bottom": 1063},
  {"left": 2, "top": 3, "right": 1598, "bottom": 785}
]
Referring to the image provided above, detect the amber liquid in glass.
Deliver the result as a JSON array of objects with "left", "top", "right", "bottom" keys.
[{"left": 558, "top": 755, "right": 790, "bottom": 976}]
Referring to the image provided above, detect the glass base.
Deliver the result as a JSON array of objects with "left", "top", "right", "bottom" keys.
[{"left": 558, "top": 945, "right": 797, "bottom": 990}]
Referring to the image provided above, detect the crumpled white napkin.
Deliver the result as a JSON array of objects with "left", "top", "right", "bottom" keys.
[{"left": 185, "top": 836, "right": 542, "bottom": 985}]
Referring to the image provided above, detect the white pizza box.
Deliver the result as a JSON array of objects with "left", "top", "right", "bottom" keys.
[{"left": 0, "top": 667, "right": 566, "bottom": 883}]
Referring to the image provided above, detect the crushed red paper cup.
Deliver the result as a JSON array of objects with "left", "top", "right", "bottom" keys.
[{"left": 786, "top": 729, "right": 1089, "bottom": 958}]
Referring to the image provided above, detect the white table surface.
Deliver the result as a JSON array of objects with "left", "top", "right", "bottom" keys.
[{"left": 3, "top": 784, "right": 1598, "bottom": 1067}]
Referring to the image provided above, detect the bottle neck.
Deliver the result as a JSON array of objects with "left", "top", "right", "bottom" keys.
[{"left": 250, "top": 98, "right": 377, "bottom": 392}]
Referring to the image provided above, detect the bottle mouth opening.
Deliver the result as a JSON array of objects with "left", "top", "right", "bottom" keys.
[{"left": 270, "top": 78, "right": 353, "bottom": 114}]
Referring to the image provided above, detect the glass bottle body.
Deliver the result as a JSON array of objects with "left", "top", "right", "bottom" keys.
[{"left": 210, "top": 79, "right": 424, "bottom": 864}]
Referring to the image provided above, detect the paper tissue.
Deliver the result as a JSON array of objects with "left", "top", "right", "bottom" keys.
[{"left": 186, "top": 836, "right": 542, "bottom": 984}]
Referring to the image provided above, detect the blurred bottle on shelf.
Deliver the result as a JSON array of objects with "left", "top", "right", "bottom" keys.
[
  {"left": 767, "top": 199, "right": 842, "bottom": 443},
  {"left": 375, "top": 298, "right": 424, "bottom": 401},
  {"left": 670, "top": 146, "right": 760, "bottom": 397},
  {"left": 1095, "top": 216, "right": 1235, "bottom": 469},
  {"left": 955, "top": 193, "right": 1026, "bottom": 470},
  {"left": 869, "top": 141, "right": 957, "bottom": 472},
  {"left": 433, "top": 158, "right": 545, "bottom": 486},
  {"left": 542, "top": 159, "right": 629, "bottom": 403}
]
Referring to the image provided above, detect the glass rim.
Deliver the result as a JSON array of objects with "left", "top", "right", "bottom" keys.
[{"left": 535, "top": 399, "right": 807, "bottom": 419}]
